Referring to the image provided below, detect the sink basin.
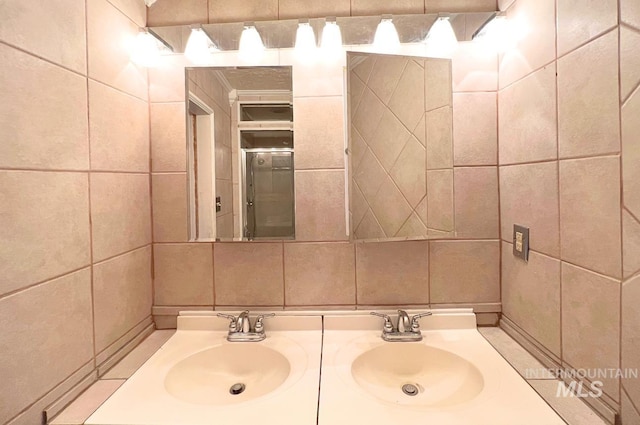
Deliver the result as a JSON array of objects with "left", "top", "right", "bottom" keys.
[
  {"left": 349, "top": 343, "right": 484, "bottom": 407},
  {"left": 164, "top": 344, "right": 291, "bottom": 405}
]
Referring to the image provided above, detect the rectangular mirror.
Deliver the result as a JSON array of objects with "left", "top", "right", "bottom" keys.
[
  {"left": 347, "top": 52, "right": 454, "bottom": 241},
  {"left": 186, "top": 66, "right": 295, "bottom": 241}
]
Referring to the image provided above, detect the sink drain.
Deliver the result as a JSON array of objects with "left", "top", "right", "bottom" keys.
[
  {"left": 229, "top": 383, "right": 246, "bottom": 395},
  {"left": 402, "top": 383, "right": 419, "bottom": 396}
]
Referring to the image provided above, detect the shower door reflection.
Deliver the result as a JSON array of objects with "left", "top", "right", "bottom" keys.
[{"left": 243, "top": 150, "right": 295, "bottom": 240}]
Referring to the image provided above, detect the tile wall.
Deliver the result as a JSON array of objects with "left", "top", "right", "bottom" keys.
[
  {"left": 0, "top": 0, "right": 152, "bottom": 424},
  {"left": 497, "top": 0, "right": 640, "bottom": 422}
]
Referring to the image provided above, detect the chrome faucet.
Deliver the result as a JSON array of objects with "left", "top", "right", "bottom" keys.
[
  {"left": 216, "top": 310, "right": 275, "bottom": 342},
  {"left": 371, "top": 310, "right": 432, "bottom": 342}
]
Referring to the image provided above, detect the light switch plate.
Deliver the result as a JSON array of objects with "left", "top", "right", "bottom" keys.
[{"left": 513, "top": 224, "right": 529, "bottom": 261}]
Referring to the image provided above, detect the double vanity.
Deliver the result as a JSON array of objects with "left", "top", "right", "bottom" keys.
[{"left": 85, "top": 309, "right": 565, "bottom": 425}]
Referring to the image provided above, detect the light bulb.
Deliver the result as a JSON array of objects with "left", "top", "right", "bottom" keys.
[
  {"left": 295, "top": 22, "right": 317, "bottom": 62},
  {"left": 185, "top": 27, "right": 218, "bottom": 64},
  {"left": 320, "top": 19, "right": 343, "bottom": 60},
  {"left": 131, "top": 30, "right": 164, "bottom": 67},
  {"left": 473, "top": 15, "right": 515, "bottom": 52},
  {"left": 424, "top": 17, "right": 458, "bottom": 59},
  {"left": 373, "top": 17, "right": 400, "bottom": 53},
  {"left": 239, "top": 24, "right": 265, "bottom": 63}
]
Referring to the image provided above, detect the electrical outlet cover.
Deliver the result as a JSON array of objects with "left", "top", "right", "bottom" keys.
[{"left": 513, "top": 224, "right": 529, "bottom": 261}]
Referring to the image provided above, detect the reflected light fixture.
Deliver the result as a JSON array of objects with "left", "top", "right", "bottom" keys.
[
  {"left": 184, "top": 26, "right": 219, "bottom": 64},
  {"left": 320, "top": 18, "right": 343, "bottom": 60},
  {"left": 373, "top": 15, "right": 400, "bottom": 53},
  {"left": 131, "top": 28, "right": 170, "bottom": 67},
  {"left": 424, "top": 16, "right": 458, "bottom": 59},
  {"left": 295, "top": 20, "right": 317, "bottom": 61},
  {"left": 239, "top": 23, "right": 265, "bottom": 62},
  {"left": 472, "top": 13, "right": 514, "bottom": 52}
]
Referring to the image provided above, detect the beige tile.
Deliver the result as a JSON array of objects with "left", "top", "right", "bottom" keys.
[
  {"left": 87, "top": 0, "right": 147, "bottom": 100},
  {"left": 0, "top": 0, "right": 86, "bottom": 73},
  {"left": 151, "top": 173, "right": 189, "bottom": 243},
  {"left": 425, "top": 58, "right": 452, "bottom": 110},
  {"left": 453, "top": 92, "right": 497, "bottom": 166},
  {"left": 91, "top": 173, "right": 151, "bottom": 261},
  {"left": 294, "top": 97, "right": 345, "bottom": 170},
  {"left": 621, "top": 389, "right": 640, "bottom": 425},
  {"left": 356, "top": 241, "right": 429, "bottom": 305},
  {"left": 153, "top": 243, "right": 213, "bottom": 306},
  {"left": 147, "top": 0, "right": 207, "bottom": 25},
  {"left": 478, "top": 328, "right": 555, "bottom": 379},
  {"left": 354, "top": 209, "right": 386, "bottom": 240},
  {"left": 426, "top": 0, "right": 496, "bottom": 12},
  {"left": 93, "top": 247, "right": 152, "bottom": 353},
  {"left": 622, "top": 0, "right": 640, "bottom": 30},
  {"left": 0, "top": 269, "right": 93, "bottom": 425},
  {"left": 623, "top": 210, "right": 640, "bottom": 278},
  {"left": 151, "top": 102, "right": 187, "bottom": 172},
  {"left": 388, "top": 59, "right": 425, "bottom": 132},
  {"left": 89, "top": 80, "right": 149, "bottom": 172},
  {"left": 454, "top": 167, "right": 499, "bottom": 239},
  {"left": 284, "top": 242, "right": 355, "bottom": 305},
  {"left": 558, "top": 31, "right": 620, "bottom": 158},
  {"left": 426, "top": 169, "right": 454, "bottom": 231},
  {"left": 498, "top": 0, "right": 556, "bottom": 88},
  {"left": 103, "top": 330, "right": 174, "bottom": 379},
  {"left": 426, "top": 106, "right": 453, "bottom": 169},
  {"left": 396, "top": 212, "right": 428, "bottom": 239},
  {"left": 498, "top": 0, "right": 516, "bottom": 11},
  {"left": 108, "top": 0, "right": 146, "bottom": 26},
  {"left": 0, "top": 172, "right": 90, "bottom": 295},
  {"left": 499, "top": 162, "right": 560, "bottom": 257},
  {"left": 622, "top": 274, "right": 640, "bottom": 406},
  {"left": 498, "top": 64, "right": 557, "bottom": 165},
  {"left": 353, "top": 149, "right": 386, "bottom": 203},
  {"left": 414, "top": 113, "right": 426, "bottom": 146},
  {"left": 623, "top": 87, "right": 640, "bottom": 218},
  {"left": 502, "top": 242, "right": 561, "bottom": 356},
  {"left": 430, "top": 240, "right": 500, "bottom": 303},
  {"left": 278, "top": 0, "right": 350, "bottom": 18},
  {"left": 50, "top": 380, "right": 124, "bottom": 425},
  {"left": 350, "top": 127, "right": 367, "bottom": 171},
  {"left": 368, "top": 109, "right": 411, "bottom": 170},
  {"left": 289, "top": 54, "right": 345, "bottom": 97},
  {"left": 559, "top": 156, "right": 621, "bottom": 278},
  {"left": 0, "top": 44, "right": 89, "bottom": 170},
  {"left": 528, "top": 380, "right": 610, "bottom": 425},
  {"left": 208, "top": 0, "right": 277, "bottom": 23},
  {"left": 148, "top": 55, "right": 188, "bottom": 103},
  {"left": 562, "top": 263, "right": 621, "bottom": 401},
  {"left": 557, "top": 0, "right": 617, "bottom": 56},
  {"left": 351, "top": 0, "right": 423, "bottom": 16},
  {"left": 352, "top": 55, "right": 375, "bottom": 84},
  {"left": 370, "top": 175, "right": 413, "bottom": 237},
  {"left": 621, "top": 26, "right": 640, "bottom": 102},
  {"left": 451, "top": 42, "right": 497, "bottom": 92},
  {"left": 367, "top": 55, "right": 408, "bottom": 105},
  {"left": 349, "top": 72, "right": 366, "bottom": 113},
  {"left": 352, "top": 87, "right": 386, "bottom": 142},
  {"left": 389, "top": 136, "right": 426, "bottom": 208},
  {"left": 214, "top": 242, "right": 283, "bottom": 306},
  {"left": 295, "top": 170, "right": 347, "bottom": 241}
]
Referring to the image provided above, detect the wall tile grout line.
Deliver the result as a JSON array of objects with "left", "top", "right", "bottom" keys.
[{"left": 617, "top": 0, "right": 624, "bottom": 409}]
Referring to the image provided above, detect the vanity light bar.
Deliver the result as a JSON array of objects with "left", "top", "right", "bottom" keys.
[
  {"left": 372, "top": 15, "right": 400, "bottom": 53},
  {"left": 130, "top": 28, "right": 172, "bottom": 67},
  {"left": 239, "top": 23, "right": 265, "bottom": 62},
  {"left": 184, "top": 26, "right": 219, "bottom": 64}
]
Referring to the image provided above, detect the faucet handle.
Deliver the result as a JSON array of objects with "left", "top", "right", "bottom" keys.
[
  {"left": 254, "top": 313, "right": 276, "bottom": 333},
  {"left": 216, "top": 312, "right": 238, "bottom": 331},
  {"left": 410, "top": 312, "right": 433, "bottom": 332},
  {"left": 370, "top": 312, "right": 394, "bottom": 333}
]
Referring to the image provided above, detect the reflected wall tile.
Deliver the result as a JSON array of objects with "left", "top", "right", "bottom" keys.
[
  {"left": 389, "top": 136, "right": 426, "bottom": 208},
  {"left": 89, "top": 80, "right": 149, "bottom": 172},
  {"left": 559, "top": 156, "right": 621, "bottom": 278},
  {"left": 502, "top": 242, "right": 561, "bottom": 356},
  {"left": 557, "top": 30, "right": 620, "bottom": 159},
  {"left": 151, "top": 102, "right": 187, "bottom": 172},
  {"left": 426, "top": 0, "right": 496, "bottom": 12},
  {"left": 556, "top": 0, "right": 618, "bottom": 57},
  {"left": 154, "top": 243, "right": 213, "bottom": 306},
  {"left": 351, "top": 0, "right": 424, "bottom": 16},
  {"left": 367, "top": 55, "right": 408, "bottom": 105},
  {"left": 453, "top": 92, "right": 497, "bottom": 166},
  {"left": 295, "top": 170, "right": 347, "bottom": 241},
  {"left": 147, "top": 0, "right": 207, "bottom": 26},
  {"left": 278, "top": 0, "right": 350, "bottom": 18},
  {"left": 151, "top": 173, "right": 189, "bottom": 243},
  {"left": 426, "top": 106, "right": 453, "bottom": 170},
  {"left": 621, "top": 0, "right": 640, "bottom": 29},
  {"left": 0, "top": 0, "right": 86, "bottom": 73},
  {"left": 620, "top": 26, "right": 640, "bottom": 102},
  {"left": 425, "top": 59, "right": 452, "bottom": 110},
  {"left": 622, "top": 274, "right": 640, "bottom": 407},
  {"left": 388, "top": 59, "right": 425, "bottom": 132},
  {"left": 623, "top": 87, "right": 640, "bottom": 218},
  {"left": 0, "top": 172, "right": 90, "bottom": 295},
  {"left": 214, "top": 243, "right": 284, "bottom": 306},
  {"left": 0, "top": 269, "right": 93, "bottom": 425},
  {"left": 208, "top": 0, "right": 277, "bottom": 23},
  {"left": 454, "top": 167, "right": 499, "bottom": 239},
  {"left": 0, "top": 44, "right": 89, "bottom": 170},
  {"left": 356, "top": 241, "right": 429, "bottom": 305},
  {"left": 108, "top": 0, "right": 146, "bottom": 26},
  {"left": 426, "top": 169, "right": 454, "bottom": 231},
  {"left": 430, "top": 240, "right": 500, "bottom": 303},
  {"left": 352, "top": 88, "right": 386, "bottom": 142},
  {"left": 370, "top": 175, "right": 413, "bottom": 237},
  {"left": 284, "top": 243, "right": 355, "bottom": 305},
  {"left": 93, "top": 247, "right": 152, "bottom": 353},
  {"left": 87, "top": 0, "right": 148, "bottom": 100},
  {"left": 368, "top": 109, "right": 411, "bottom": 170},
  {"left": 354, "top": 209, "right": 386, "bottom": 240},
  {"left": 623, "top": 210, "right": 640, "bottom": 278},
  {"left": 294, "top": 97, "right": 345, "bottom": 170}
]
